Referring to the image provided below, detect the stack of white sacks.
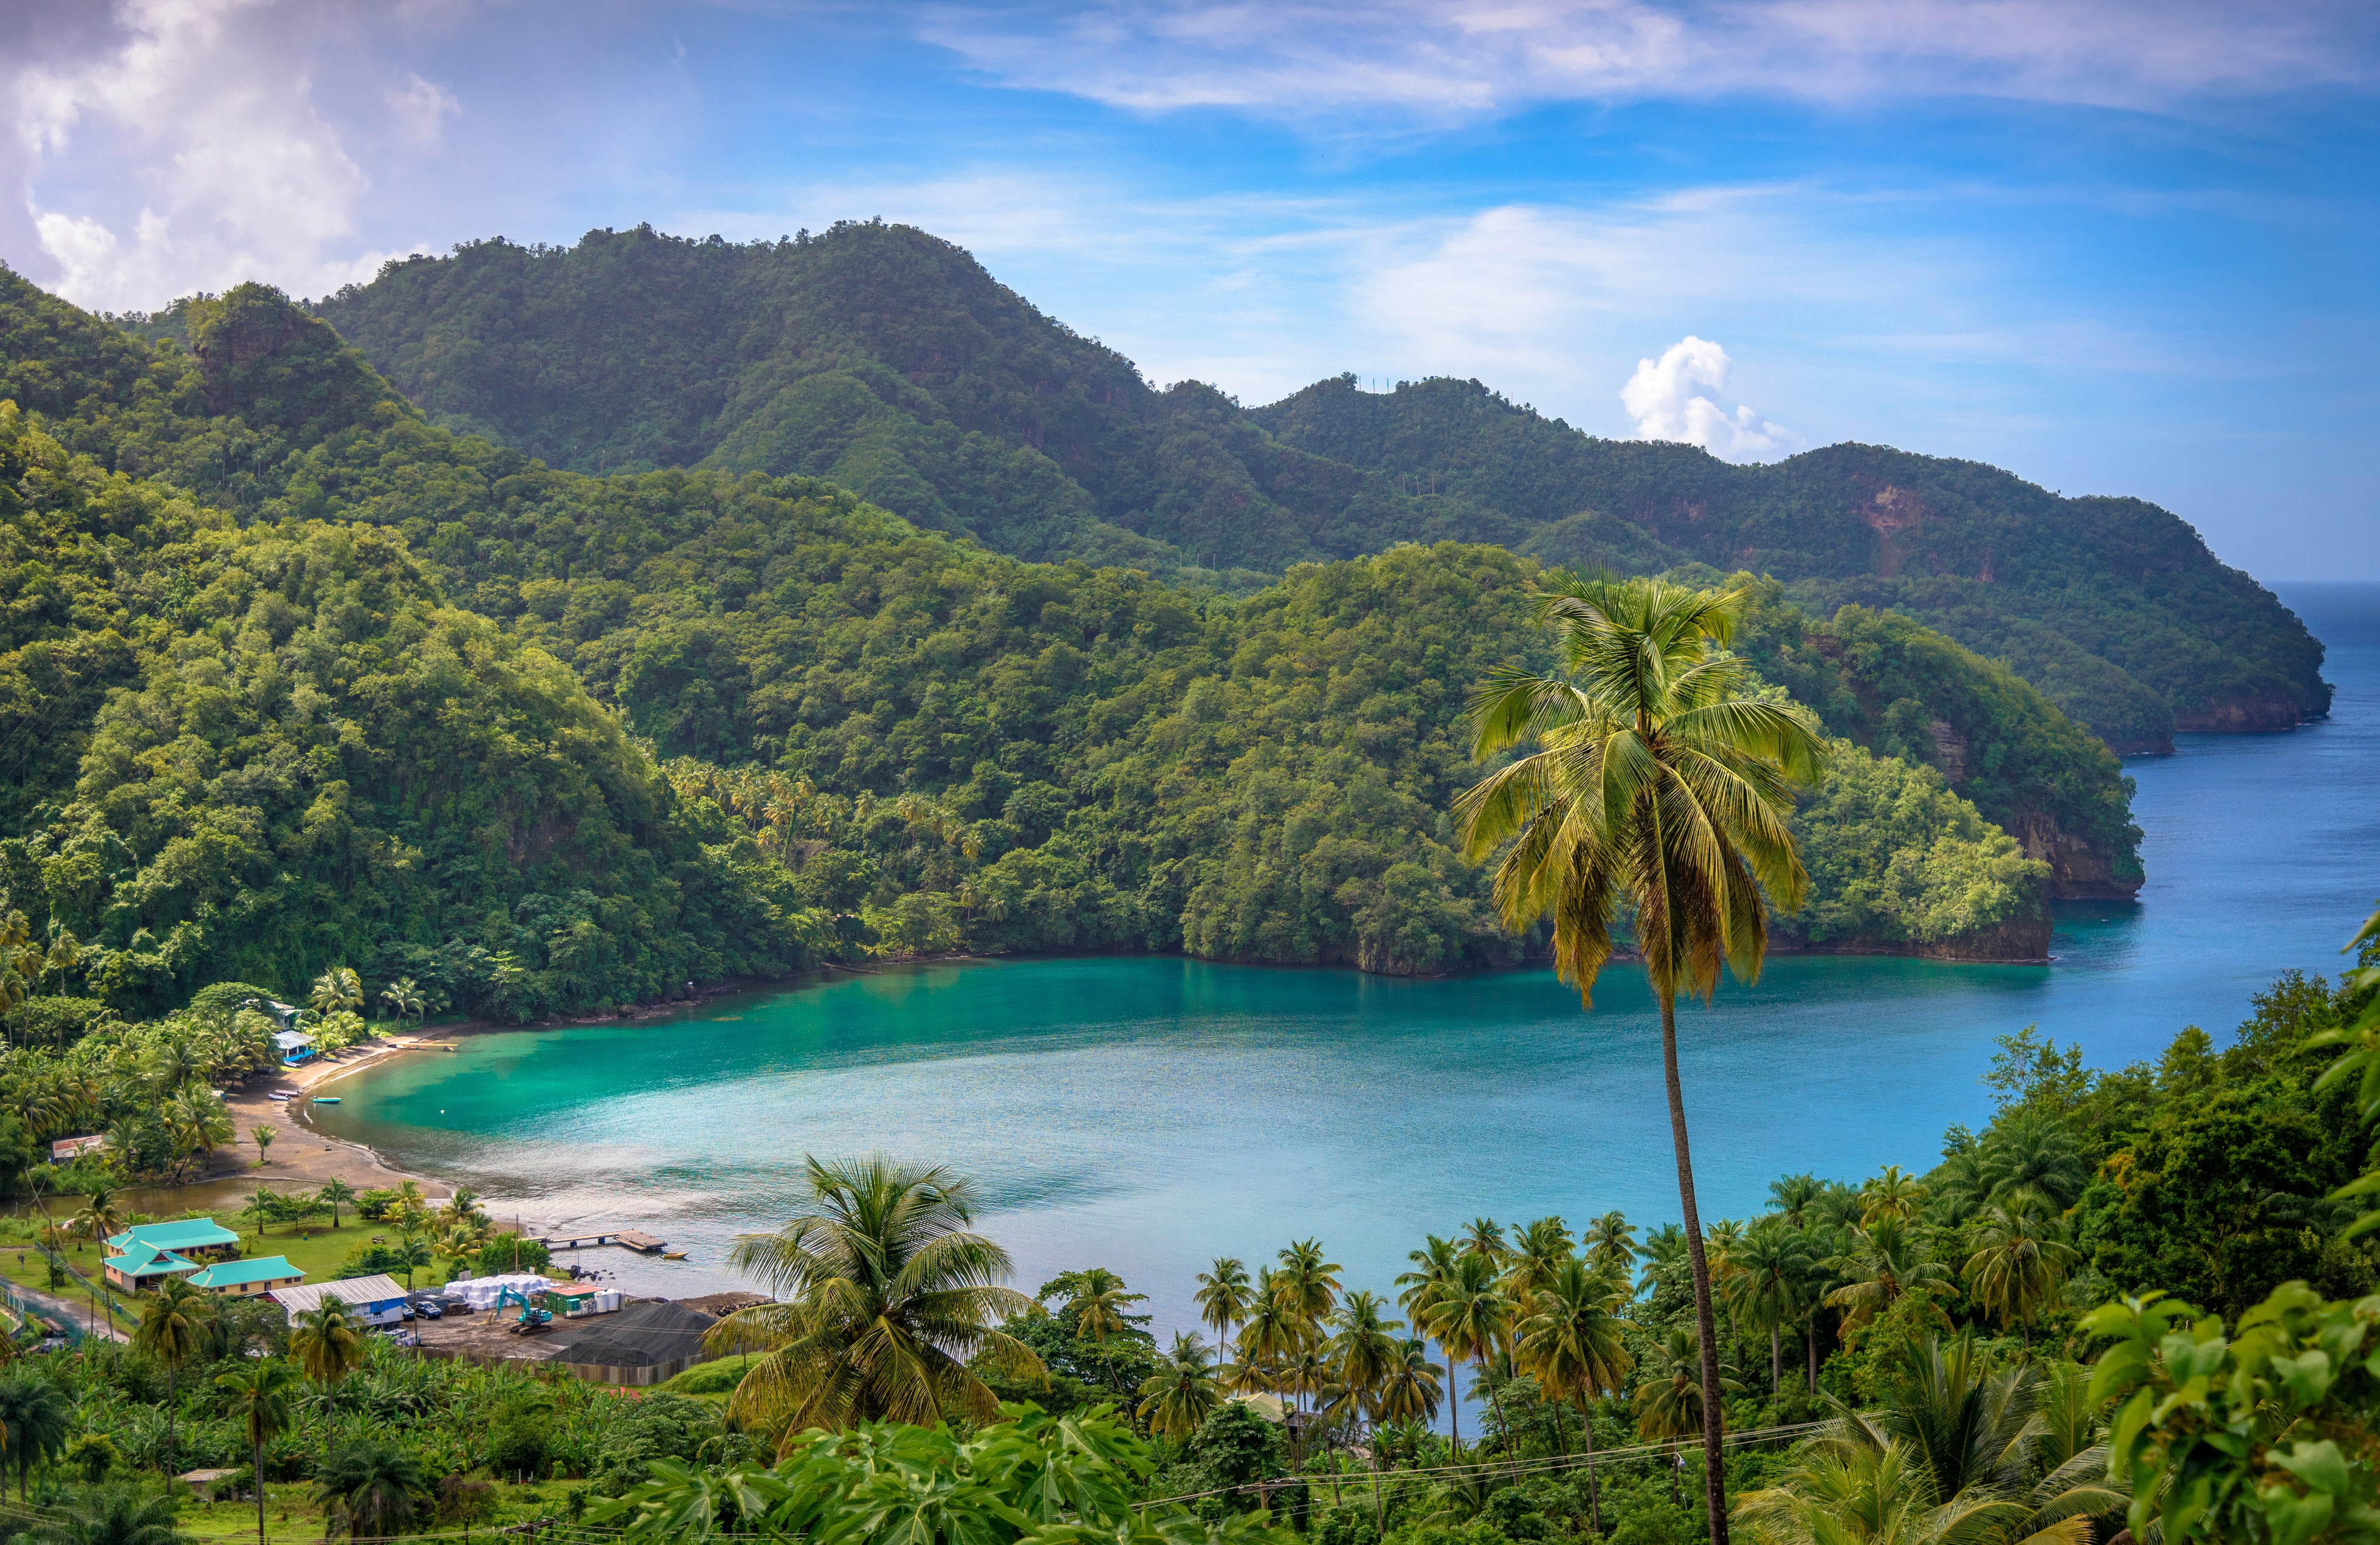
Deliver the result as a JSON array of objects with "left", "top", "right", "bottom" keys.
[{"left": 445, "top": 1273, "right": 565, "bottom": 1310}]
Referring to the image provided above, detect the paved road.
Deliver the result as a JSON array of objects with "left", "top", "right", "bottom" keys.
[{"left": 1, "top": 1256, "right": 128, "bottom": 1343}]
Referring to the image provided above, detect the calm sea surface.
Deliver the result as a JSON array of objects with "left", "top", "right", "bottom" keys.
[{"left": 312, "top": 582, "right": 2380, "bottom": 1347}]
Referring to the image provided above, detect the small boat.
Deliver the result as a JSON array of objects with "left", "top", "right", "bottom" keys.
[
  {"left": 268, "top": 1092, "right": 292, "bottom": 1102},
  {"left": 661, "top": 1251, "right": 687, "bottom": 1261},
  {"left": 310, "top": 1096, "right": 341, "bottom": 1105}
]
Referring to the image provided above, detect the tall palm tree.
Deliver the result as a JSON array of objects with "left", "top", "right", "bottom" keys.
[
  {"left": 240, "top": 1188, "right": 280, "bottom": 1240},
  {"left": 1458, "top": 571, "right": 1823, "bottom": 1545},
  {"left": 318, "top": 1177, "right": 356, "bottom": 1228},
  {"left": 1064, "top": 1267, "right": 1148, "bottom": 1345},
  {"left": 1727, "top": 1221, "right": 1815, "bottom": 1395},
  {"left": 1825, "top": 1216, "right": 1954, "bottom": 1347},
  {"left": 1137, "top": 1332, "right": 1222, "bottom": 1441},
  {"left": 1583, "top": 1212, "right": 1637, "bottom": 1278},
  {"left": 1768, "top": 1175, "right": 1825, "bottom": 1230},
  {"left": 1193, "top": 1258, "right": 1253, "bottom": 1367},
  {"left": 1273, "top": 1239, "right": 1342, "bottom": 1356},
  {"left": 1395, "top": 1235, "right": 1467, "bottom": 1447},
  {"left": 1706, "top": 1217, "right": 1749, "bottom": 1349},
  {"left": 377, "top": 977, "right": 425, "bottom": 1027},
  {"left": 1328, "top": 1290, "right": 1407, "bottom": 1529},
  {"left": 390, "top": 1231, "right": 434, "bottom": 1290},
  {"left": 290, "top": 1296, "right": 366, "bottom": 1444},
  {"left": 1377, "top": 1336, "right": 1444, "bottom": 1433},
  {"left": 1974, "top": 1115, "right": 2090, "bottom": 1211},
  {"left": 1634, "top": 1325, "right": 1743, "bottom": 1500},
  {"left": 1503, "top": 1217, "right": 1572, "bottom": 1303},
  {"left": 165, "top": 1089, "right": 232, "bottom": 1182},
  {"left": 1232, "top": 1268, "right": 1300, "bottom": 1399},
  {"left": 309, "top": 967, "right": 364, "bottom": 1017},
  {"left": 216, "top": 1361, "right": 297, "bottom": 1545},
  {"left": 1459, "top": 1218, "right": 1507, "bottom": 1264},
  {"left": 68, "top": 1188, "right": 122, "bottom": 1257},
  {"left": 1415, "top": 1251, "right": 1516, "bottom": 1464},
  {"left": 1961, "top": 1201, "right": 2080, "bottom": 1349},
  {"left": 1857, "top": 1166, "right": 1928, "bottom": 1227},
  {"left": 132, "top": 1279, "right": 213, "bottom": 1465},
  {"left": 712, "top": 1155, "right": 1042, "bottom": 1436},
  {"left": 1518, "top": 1257, "right": 1635, "bottom": 1532}
]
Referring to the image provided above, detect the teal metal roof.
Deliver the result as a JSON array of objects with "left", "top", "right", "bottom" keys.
[
  {"left": 189, "top": 1256, "right": 301, "bottom": 1289},
  {"left": 105, "top": 1242, "right": 198, "bottom": 1278},
  {"left": 107, "top": 1219, "right": 240, "bottom": 1253}
]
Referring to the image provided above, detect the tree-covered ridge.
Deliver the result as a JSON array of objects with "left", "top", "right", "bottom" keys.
[
  {"left": 299, "top": 224, "right": 2325, "bottom": 755},
  {"left": 305, "top": 222, "right": 1487, "bottom": 584},
  {"left": 0, "top": 404, "right": 831, "bottom": 1016},
  {"left": 1256, "top": 376, "right": 2328, "bottom": 751},
  {"left": 0, "top": 271, "right": 2134, "bottom": 1015}
]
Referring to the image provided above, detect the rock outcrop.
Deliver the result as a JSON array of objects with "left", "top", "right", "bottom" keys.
[
  {"left": 2175, "top": 696, "right": 2323, "bottom": 734},
  {"left": 2014, "top": 809, "right": 2142, "bottom": 900}
]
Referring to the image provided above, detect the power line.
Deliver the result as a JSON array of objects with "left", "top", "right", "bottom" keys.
[{"left": 1140, "top": 1417, "right": 1838, "bottom": 1508}]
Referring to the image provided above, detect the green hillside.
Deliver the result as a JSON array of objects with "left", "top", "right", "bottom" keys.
[
  {"left": 1, "top": 269, "right": 2145, "bottom": 1024},
  {"left": 1257, "top": 376, "right": 2330, "bottom": 752},
  {"left": 305, "top": 222, "right": 2327, "bottom": 755}
]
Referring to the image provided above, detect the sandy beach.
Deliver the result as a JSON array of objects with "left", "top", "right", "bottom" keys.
[{"left": 208, "top": 1033, "right": 463, "bottom": 1200}]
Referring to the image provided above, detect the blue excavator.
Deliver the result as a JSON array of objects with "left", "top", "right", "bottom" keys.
[{"left": 497, "top": 1285, "right": 553, "bottom": 1335}]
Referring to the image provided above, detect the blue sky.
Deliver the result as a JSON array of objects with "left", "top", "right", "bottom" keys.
[{"left": 5, "top": 1, "right": 2376, "bottom": 578}]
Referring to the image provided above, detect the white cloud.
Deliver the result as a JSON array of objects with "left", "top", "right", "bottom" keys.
[
  {"left": 925, "top": 0, "right": 2378, "bottom": 122},
  {"left": 5, "top": 0, "right": 434, "bottom": 311},
  {"left": 1620, "top": 336, "right": 1797, "bottom": 459},
  {"left": 387, "top": 72, "right": 461, "bottom": 147}
]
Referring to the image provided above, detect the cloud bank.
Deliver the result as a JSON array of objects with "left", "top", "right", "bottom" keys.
[
  {"left": 5, "top": 0, "right": 434, "bottom": 312},
  {"left": 927, "top": 0, "right": 2379, "bottom": 122},
  {"left": 1620, "top": 336, "right": 1797, "bottom": 460}
]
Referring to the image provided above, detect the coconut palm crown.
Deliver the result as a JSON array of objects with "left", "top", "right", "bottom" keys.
[
  {"left": 1457, "top": 570, "right": 1827, "bottom": 1545},
  {"left": 714, "top": 1155, "right": 1043, "bottom": 1437}
]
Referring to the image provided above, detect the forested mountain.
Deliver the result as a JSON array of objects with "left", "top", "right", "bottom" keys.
[
  {"left": 305, "top": 221, "right": 2328, "bottom": 754},
  {"left": 3, "top": 267, "right": 2134, "bottom": 1022}
]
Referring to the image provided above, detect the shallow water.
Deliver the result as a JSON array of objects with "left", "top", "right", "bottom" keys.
[{"left": 311, "top": 582, "right": 2380, "bottom": 1351}]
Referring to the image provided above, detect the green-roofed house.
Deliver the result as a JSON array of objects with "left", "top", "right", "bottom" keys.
[
  {"left": 187, "top": 1256, "right": 303, "bottom": 1299},
  {"left": 106, "top": 1219, "right": 242, "bottom": 1259},
  {"left": 103, "top": 1242, "right": 201, "bottom": 1293}
]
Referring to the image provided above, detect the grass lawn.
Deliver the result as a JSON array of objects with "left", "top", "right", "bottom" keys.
[{"left": 175, "top": 1478, "right": 579, "bottom": 1543}]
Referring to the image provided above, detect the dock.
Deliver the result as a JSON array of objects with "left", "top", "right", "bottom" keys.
[{"left": 540, "top": 1230, "right": 667, "bottom": 1255}]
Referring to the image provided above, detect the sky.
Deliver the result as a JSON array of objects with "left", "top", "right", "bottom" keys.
[{"left": 4, "top": 1, "right": 2377, "bottom": 579}]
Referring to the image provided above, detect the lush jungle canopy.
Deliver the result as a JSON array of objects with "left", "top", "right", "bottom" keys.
[
  {"left": 297, "top": 221, "right": 2327, "bottom": 754},
  {"left": 4, "top": 263, "right": 2137, "bottom": 1021}
]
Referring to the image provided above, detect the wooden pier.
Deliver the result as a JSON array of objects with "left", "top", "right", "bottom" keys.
[{"left": 540, "top": 1230, "right": 667, "bottom": 1254}]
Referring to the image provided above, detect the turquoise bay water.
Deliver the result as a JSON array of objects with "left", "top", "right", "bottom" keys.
[{"left": 313, "top": 582, "right": 2380, "bottom": 1346}]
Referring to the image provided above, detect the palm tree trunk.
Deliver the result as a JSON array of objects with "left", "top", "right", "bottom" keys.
[
  {"left": 1583, "top": 1404, "right": 1601, "bottom": 1535},
  {"left": 1660, "top": 993, "right": 1731, "bottom": 1545},
  {"left": 255, "top": 1437, "right": 266, "bottom": 1545},
  {"left": 1770, "top": 1324, "right": 1781, "bottom": 1397},
  {"left": 1805, "top": 1312, "right": 1818, "bottom": 1393},
  {"left": 1483, "top": 1360, "right": 1519, "bottom": 1481},
  {"left": 1371, "top": 1426, "right": 1383, "bottom": 1533},
  {"left": 1446, "top": 1351, "right": 1460, "bottom": 1448}
]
